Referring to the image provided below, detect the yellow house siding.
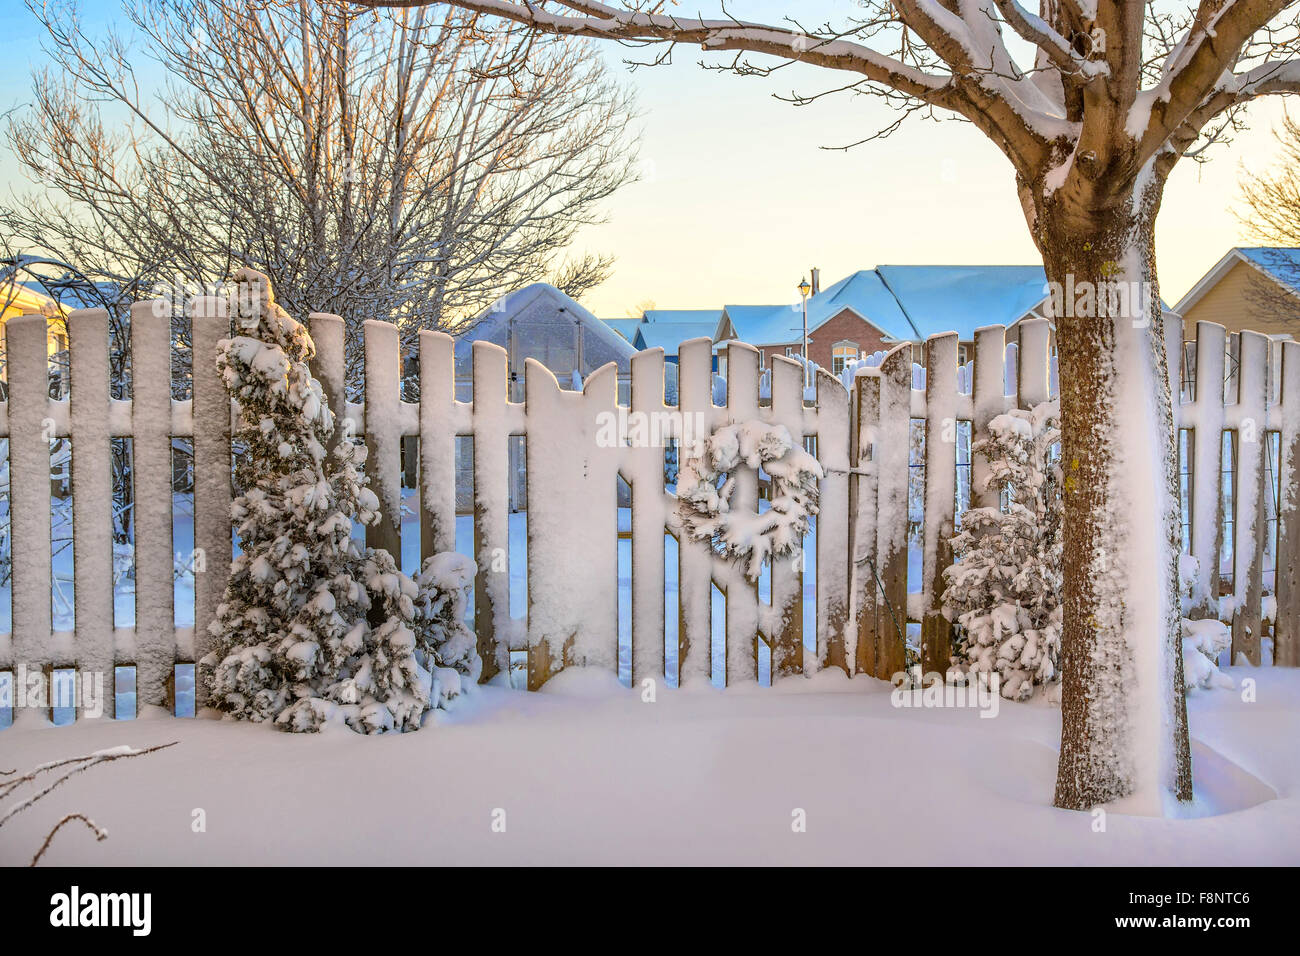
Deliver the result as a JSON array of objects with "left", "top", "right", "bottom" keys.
[{"left": 1182, "top": 260, "right": 1299, "bottom": 339}]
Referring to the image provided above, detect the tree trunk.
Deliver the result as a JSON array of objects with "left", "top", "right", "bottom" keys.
[{"left": 1036, "top": 174, "right": 1193, "bottom": 813}]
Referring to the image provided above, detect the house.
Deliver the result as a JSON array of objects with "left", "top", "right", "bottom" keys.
[
  {"left": 712, "top": 265, "right": 1051, "bottom": 373},
  {"left": 1174, "top": 247, "right": 1300, "bottom": 340},
  {"left": 631, "top": 310, "right": 722, "bottom": 364},
  {"left": 0, "top": 279, "right": 68, "bottom": 356}
]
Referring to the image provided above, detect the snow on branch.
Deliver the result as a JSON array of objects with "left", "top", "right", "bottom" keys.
[
  {"left": 0, "top": 742, "right": 178, "bottom": 865},
  {"left": 352, "top": 0, "right": 1084, "bottom": 158},
  {"left": 1136, "top": 0, "right": 1300, "bottom": 163}
]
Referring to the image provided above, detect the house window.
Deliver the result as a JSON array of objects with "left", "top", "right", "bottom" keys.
[{"left": 832, "top": 341, "right": 859, "bottom": 375}]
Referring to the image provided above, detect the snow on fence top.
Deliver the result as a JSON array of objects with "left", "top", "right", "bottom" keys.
[{"left": 0, "top": 306, "right": 1294, "bottom": 724}]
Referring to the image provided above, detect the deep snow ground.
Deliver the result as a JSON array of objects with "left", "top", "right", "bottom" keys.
[{"left": 1, "top": 667, "right": 1296, "bottom": 866}]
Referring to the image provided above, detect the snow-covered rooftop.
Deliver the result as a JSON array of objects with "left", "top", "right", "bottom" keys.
[
  {"left": 642, "top": 308, "right": 724, "bottom": 326},
  {"left": 602, "top": 317, "right": 642, "bottom": 342},
  {"left": 455, "top": 283, "right": 637, "bottom": 378},
  {"left": 719, "top": 265, "right": 1051, "bottom": 346},
  {"left": 633, "top": 322, "right": 717, "bottom": 355},
  {"left": 1238, "top": 247, "right": 1300, "bottom": 294},
  {"left": 874, "top": 264, "right": 1049, "bottom": 339}
]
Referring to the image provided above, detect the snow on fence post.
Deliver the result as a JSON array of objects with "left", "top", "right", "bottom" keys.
[
  {"left": 418, "top": 330, "right": 457, "bottom": 558},
  {"left": 1189, "top": 321, "right": 1227, "bottom": 617},
  {"left": 724, "top": 342, "right": 761, "bottom": 684},
  {"left": 922, "top": 332, "right": 960, "bottom": 675},
  {"left": 362, "top": 320, "right": 403, "bottom": 561},
  {"left": 5, "top": 312, "right": 54, "bottom": 721},
  {"left": 769, "top": 354, "right": 805, "bottom": 678},
  {"left": 1275, "top": 340, "right": 1300, "bottom": 667},
  {"left": 1017, "top": 319, "right": 1051, "bottom": 408},
  {"left": 971, "top": 326, "right": 1007, "bottom": 510},
  {"left": 68, "top": 308, "right": 115, "bottom": 718},
  {"left": 849, "top": 369, "right": 880, "bottom": 676},
  {"left": 131, "top": 301, "right": 175, "bottom": 710},
  {"left": 1231, "top": 330, "right": 1269, "bottom": 665},
  {"left": 873, "top": 343, "right": 911, "bottom": 680},
  {"left": 525, "top": 360, "right": 619, "bottom": 689},
  {"left": 307, "top": 314, "right": 348, "bottom": 456},
  {"left": 629, "top": 347, "right": 666, "bottom": 685},
  {"left": 815, "top": 366, "right": 851, "bottom": 674},
  {"left": 190, "top": 296, "right": 232, "bottom": 706},
  {"left": 676, "top": 337, "right": 715, "bottom": 685}
]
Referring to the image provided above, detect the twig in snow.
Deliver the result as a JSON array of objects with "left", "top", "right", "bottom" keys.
[
  {"left": 0, "top": 742, "right": 177, "bottom": 862},
  {"left": 30, "top": 813, "right": 108, "bottom": 866}
]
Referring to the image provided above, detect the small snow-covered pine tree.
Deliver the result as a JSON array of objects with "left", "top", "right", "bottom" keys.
[
  {"left": 201, "top": 268, "right": 477, "bottom": 733},
  {"left": 943, "top": 400, "right": 1062, "bottom": 700}
]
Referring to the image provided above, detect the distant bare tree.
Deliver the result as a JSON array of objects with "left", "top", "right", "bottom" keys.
[
  {"left": 1238, "top": 113, "right": 1300, "bottom": 325},
  {"left": 627, "top": 298, "right": 656, "bottom": 318},
  {"left": 3, "top": 0, "right": 639, "bottom": 389}
]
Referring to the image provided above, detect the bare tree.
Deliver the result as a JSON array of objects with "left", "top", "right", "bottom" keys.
[
  {"left": 351, "top": 0, "right": 1300, "bottom": 813},
  {"left": 1238, "top": 113, "right": 1300, "bottom": 324},
  {"left": 3, "top": 0, "right": 639, "bottom": 388}
]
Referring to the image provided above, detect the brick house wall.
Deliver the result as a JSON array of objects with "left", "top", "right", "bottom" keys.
[{"left": 750, "top": 307, "right": 894, "bottom": 371}]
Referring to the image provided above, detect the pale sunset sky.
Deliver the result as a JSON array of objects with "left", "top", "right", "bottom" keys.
[{"left": 0, "top": 1, "right": 1291, "bottom": 318}]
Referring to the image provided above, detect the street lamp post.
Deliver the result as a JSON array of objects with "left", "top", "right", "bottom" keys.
[{"left": 798, "top": 277, "right": 811, "bottom": 389}]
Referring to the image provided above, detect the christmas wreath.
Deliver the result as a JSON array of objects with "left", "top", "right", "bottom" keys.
[{"left": 676, "top": 422, "right": 823, "bottom": 580}]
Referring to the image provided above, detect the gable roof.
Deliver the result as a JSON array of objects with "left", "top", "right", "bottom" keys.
[
  {"left": 1238, "top": 247, "right": 1300, "bottom": 294},
  {"left": 454, "top": 282, "right": 637, "bottom": 376},
  {"left": 874, "top": 264, "right": 1049, "bottom": 339},
  {"left": 643, "top": 308, "right": 724, "bottom": 326},
  {"left": 716, "top": 303, "right": 802, "bottom": 346},
  {"left": 1175, "top": 247, "right": 1300, "bottom": 314},
  {"left": 602, "top": 317, "right": 642, "bottom": 342},
  {"left": 717, "top": 265, "right": 1050, "bottom": 345},
  {"left": 633, "top": 321, "right": 718, "bottom": 354}
]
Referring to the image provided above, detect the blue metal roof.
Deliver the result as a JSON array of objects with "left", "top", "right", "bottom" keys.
[
  {"left": 873, "top": 265, "right": 1049, "bottom": 339},
  {"left": 643, "top": 308, "right": 723, "bottom": 326},
  {"left": 1238, "top": 247, "right": 1300, "bottom": 294},
  {"left": 633, "top": 322, "right": 718, "bottom": 354},
  {"left": 719, "top": 265, "right": 1049, "bottom": 345},
  {"left": 603, "top": 317, "right": 643, "bottom": 342}
]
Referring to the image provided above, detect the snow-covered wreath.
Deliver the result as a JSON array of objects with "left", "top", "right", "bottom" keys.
[{"left": 676, "top": 422, "right": 824, "bottom": 580}]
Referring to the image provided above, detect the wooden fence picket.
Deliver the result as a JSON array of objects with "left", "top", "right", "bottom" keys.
[
  {"left": 675, "top": 337, "right": 715, "bottom": 685},
  {"left": 921, "top": 332, "right": 960, "bottom": 675},
  {"left": 873, "top": 344, "right": 911, "bottom": 680},
  {"left": 68, "top": 308, "right": 115, "bottom": 717},
  {"left": 6, "top": 313, "right": 54, "bottom": 721},
  {"left": 190, "top": 296, "right": 232, "bottom": 705},
  {"left": 1231, "top": 330, "right": 1269, "bottom": 664},
  {"left": 1275, "top": 340, "right": 1300, "bottom": 667},
  {"left": 816, "top": 366, "right": 851, "bottom": 674},
  {"left": 724, "top": 342, "right": 761, "bottom": 685},
  {"left": 418, "top": 330, "right": 458, "bottom": 559},
  {"left": 131, "top": 301, "right": 174, "bottom": 710},
  {"left": 769, "top": 354, "right": 805, "bottom": 679}
]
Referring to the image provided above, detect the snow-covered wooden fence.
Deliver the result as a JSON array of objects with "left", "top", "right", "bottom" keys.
[{"left": 0, "top": 307, "right": 1295, "bottom": 723}]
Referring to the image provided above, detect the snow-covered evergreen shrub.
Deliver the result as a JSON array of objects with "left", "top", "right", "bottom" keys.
[
  {"left": 1182, "top": 618, "right": 1234, "bottom": 691},
  {"left": 943, "top": 401, "right": 1062, "bottom": 700},
  {"left": 200, "top": 268, "right": 478, "bottom": 734},
  {"left": 1176, "top": 553, "right": 1234, "bottom": 692}
]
